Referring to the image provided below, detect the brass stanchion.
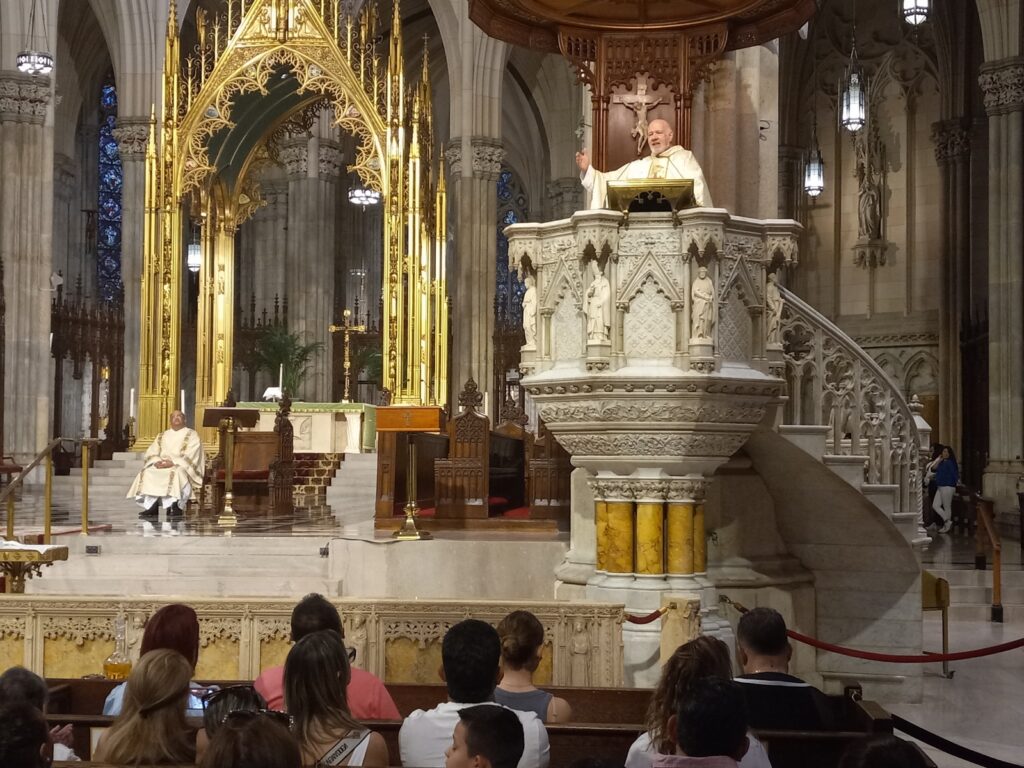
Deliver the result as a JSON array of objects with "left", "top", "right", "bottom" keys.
[
  {"left": 81, "top": 441, "right": 91, "bottom": 536},
  {"left": 393, "top": 441, "right": 431, "bottom": 540},
  {"left": 5, "top": 496, "right": 14, "bottom": 541},
  {"left": 217, "top": 417, "right": 238, "bottom": 532},
  {"left": 43, "top": 453, "right": 53, "bottom": 544}
]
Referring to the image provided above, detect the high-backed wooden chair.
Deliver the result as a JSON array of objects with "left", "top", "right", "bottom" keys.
[
  {"left": 491, "top": 409, "right": 527, "bottom": 512},
  {"left": 526, "top": 420, "right": 572, "bottom": 520},
  {"left": 208, "top": 397, "right": 294, "bottom": 519},
  {"left": 435, "top": 380, "right": 491, "bottom": 519}
]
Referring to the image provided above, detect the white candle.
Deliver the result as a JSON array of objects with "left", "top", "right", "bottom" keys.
[
  {"left": 180, "top": 389, "right": 186, "bottom": 413},
  {"left": 129, "top": 388, "right": 135, "bottom": 420},
  {"left": 279, "top": 363, "right": 284, "bottom": 388},
  {"left": 483, "top": 392, "right": 489, "bottom": 418}
]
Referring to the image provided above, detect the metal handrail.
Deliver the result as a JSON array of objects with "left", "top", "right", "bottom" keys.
[
  {"left": 1, "top": 437, "right": 82, "bottom": 544},
  {"left": 974, "top": 495, "right": 1003, "bottom": 623}
]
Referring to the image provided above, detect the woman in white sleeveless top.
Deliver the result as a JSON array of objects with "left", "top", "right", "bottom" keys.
[{"left": 285, "top": 630, "right": 389, "bottom": 767}]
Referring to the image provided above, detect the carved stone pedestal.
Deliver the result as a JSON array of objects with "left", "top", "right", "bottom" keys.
[{"left": 507, "top": 210, "right": 800, "bottom": 684}]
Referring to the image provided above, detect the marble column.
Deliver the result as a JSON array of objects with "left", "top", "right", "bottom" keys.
[
  {"left": 931, "top": 119, "right": 972, "bottom": 455},
  {"left": 243, "top": 177, "right": 289, "bottom": 316},
  {"left": 449, "top": 136, "right": 504, "bottom": 401},
  {"left": 545, "top": 177, "right": 582, "bottom": 221},
  {"left": 0, "top": 72, "right": 54, "bottom": 461},
  {"left": 284, "top": 134, "right": 341, "bottom": 401},
  {"left": 74, "top": 121, "right": 98, "bottom": 298},
  {"left": 52, "top": 153, "right": 77, "bottom": 283},
  {"left": 978, "top": 57, "right": 1024, "bottom": 520},
  {"left": 112, "top": 117, "right": 152, "bottom": 418}
]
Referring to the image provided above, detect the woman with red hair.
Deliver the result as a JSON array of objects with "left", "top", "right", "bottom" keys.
[{"left": 103, "top": 603, "right": 204, "bottom": 717}]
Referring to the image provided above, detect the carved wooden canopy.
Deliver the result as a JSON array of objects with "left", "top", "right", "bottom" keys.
[
  {"left": 470, "top": 0, "right": 816, "bottom": 163},
  {"left": 469, "top": 0, "right": 817, "bottom": 54}
]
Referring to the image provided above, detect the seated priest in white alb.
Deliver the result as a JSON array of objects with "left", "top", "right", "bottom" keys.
[
  {"left": 126, "top": 410, "right": 204, "bottom": 534},
  {"left": 576, "top": 118, "right": 713, "bottom": 209}
]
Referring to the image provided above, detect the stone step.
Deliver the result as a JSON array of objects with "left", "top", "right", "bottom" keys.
[
  {"left": 928, "top": 568, "right": 1024, "bottom": 587},
  {"left": 69, "top": 465, "right": 141, "bottom": 477},
  {"left": 949, "top": 585, "right": 1024, "bottom": 605},
  {"left": 947, "top": 604, "right": 1024, "bottom": 622},
  {"left": 820, "top": 454, "right": 868, "bottom": 488},
  {"left": 861, "top": 483, "right": 899, "bottom": 518}
]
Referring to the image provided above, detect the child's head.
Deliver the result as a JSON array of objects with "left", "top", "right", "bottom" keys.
[{"left": 445, "top": 705, "right": 524, "bottom": 768}]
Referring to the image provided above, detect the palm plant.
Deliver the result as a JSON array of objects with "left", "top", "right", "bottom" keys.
[{"left": 254, "top": 325, "right": 324, "bottom": 397}]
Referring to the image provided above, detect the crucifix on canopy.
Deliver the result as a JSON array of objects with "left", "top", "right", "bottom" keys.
[{"left": 329, "top": 309, "right": 366, "bottom": 403}]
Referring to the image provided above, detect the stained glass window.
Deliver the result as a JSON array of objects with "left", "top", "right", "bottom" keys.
[
  {"left": 97, "top": 74, "right": 123, "bottom": 302},
  {"left": 496, "top": 168, "right": 529, "bottom": 327}
]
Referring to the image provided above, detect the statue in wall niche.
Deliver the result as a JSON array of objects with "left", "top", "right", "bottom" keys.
[
  {"left": 585, "top": 260, "right": 611, "bottom": 343},
  {"left": 569, "top": 620, "right": 592, "bottom": 685},
  {"left": 765, "top": 272, "right": 783, "bottom": 345},
  {"left": 690, "top": 266, "right": 715, "bottom": 341},
  {"left": 855, "top": 124, "right": 884, "bottom": 241},
  {"left": 522, "top": 274, "right": 538, "bottom": 347}
]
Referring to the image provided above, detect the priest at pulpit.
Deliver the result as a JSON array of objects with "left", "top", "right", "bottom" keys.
[
  {"left": 126, "top": 410, "right": 204, "bottom": 533},
  {"left": 576, "top": 118, "right": 713, "bottom": 209}
]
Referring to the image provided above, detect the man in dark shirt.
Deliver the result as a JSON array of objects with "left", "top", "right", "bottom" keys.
[{"left": 734, "top": 607, "right": 835, "bottom": 731}]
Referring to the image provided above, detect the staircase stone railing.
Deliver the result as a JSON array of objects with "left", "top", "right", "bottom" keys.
[{"left": 779, "top": 287, "right": 930, "bottom": 536}]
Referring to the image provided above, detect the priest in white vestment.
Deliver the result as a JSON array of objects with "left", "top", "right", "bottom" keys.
[
  {"left": 576, "top": 118, "right": 713, "bottom": 209},
  {"left": 126, "top": 410, "right": 204, "bottom": 527}
]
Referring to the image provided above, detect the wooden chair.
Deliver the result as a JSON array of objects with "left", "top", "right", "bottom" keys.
[
  {"left": 491, "top": 418, "right": 527, "bottom": 513},
  {"left": 207, "top": 398, "right": 294, "bottom": 520}
]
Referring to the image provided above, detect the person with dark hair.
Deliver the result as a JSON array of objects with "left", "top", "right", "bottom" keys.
[
  {"left": 254, "top": 593, "right": 399, "bottom": 719},
  {"left": 927, "top": 445, "right": 959, "bottom": 534},
  {"left": 653, "top": 677, "right": 749, "bottom": 767},
  {"left": 198, "top": 710, "right": 302, "bottom": 768},
  {"left": 625, "top": 637, "right": 769, "bottom": 768},
  {"left": 94, "top": 649, "right": 197, "bottom": 765},
  {"left": 494, "top": 610, "right": 572, "bottom": 723},
  {"left": 445, "top": 704, "right": 525, "bottom": 768},
  {"left": 400, "top": 619, "right": 549, "bottom": 768},
  {"left": 0, "top": 701, "right": 50, "bottom": 768},
  {"left": 0, "top": 666, "right": 77, "bottom": 761},
  {"left": 838, "top": 735, "right": 928, "bottom": 768},
  {"left": 103, "top": 603, "right": 204, "bottom": 717},
  {"left": 195, "top": 684, "right": 267, "bottom": 762},
  {"left": 284, "top": 629, "right": 388, "bottom": 766},
  {"left": 734, "top": 607, "right": 834, "bottom": 731}
]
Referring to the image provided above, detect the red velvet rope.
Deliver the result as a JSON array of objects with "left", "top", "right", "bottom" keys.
[
  {"left": 624, "top": 608, "right": 667, "bottom": 625},
  {"left": 786, "top": 629, "right": 1024, "bottom": 663}
]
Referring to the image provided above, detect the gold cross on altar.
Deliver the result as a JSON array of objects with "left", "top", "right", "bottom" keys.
[{"left": 329, "top": 309, "right": 366, "bottom": 403}]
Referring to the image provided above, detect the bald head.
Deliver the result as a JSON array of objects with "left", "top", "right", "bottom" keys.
[{"left": 647, "top": 119, "right": 674, "bottom": 155}]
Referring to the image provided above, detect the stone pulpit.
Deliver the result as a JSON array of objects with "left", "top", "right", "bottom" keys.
[{"left": 505, "top": 209, "right": 800, "bottom": 683}]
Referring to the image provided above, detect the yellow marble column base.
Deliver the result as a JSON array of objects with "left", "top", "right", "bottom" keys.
[
  {"left": 635, "top": 501, "right": 665, "bottom": 575},
  {"left": 605, "top": 501, "right": 634, "bottom": 573},
  {"left": 594, "top": 500, "right": 609, "bottom": 572},
  {"left": 693, "top": 502, "right": 707, "bottom": 572},
  {"left": 666, "top": 502, "right": 695, "bottom": 574}
]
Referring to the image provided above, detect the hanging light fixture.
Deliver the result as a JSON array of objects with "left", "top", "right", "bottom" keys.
[
  {"left": 804, "top": 25, "right": 825, "bottom": 198},
  {"left": 348, "top": 186, "right": 381, "bottom": 207},
  {"left": 901, "top": 0, "right": 930, "bottom": 26},
  {"left": 805, "top": 129, "right": 825, "bottom": 198},
  {"left": 16, "top": 0, "right": 54, "bottom": 75},
  {"left": 840, "top": 0, "right": 867, "bottom": 133},
  {"left": 187, "top": 242, "right": 201, "bottom": 273}
]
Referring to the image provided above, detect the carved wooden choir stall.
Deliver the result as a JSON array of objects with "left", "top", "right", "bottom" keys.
[{"left": 375, "top": 379, "right": 570, "bottom": 530}]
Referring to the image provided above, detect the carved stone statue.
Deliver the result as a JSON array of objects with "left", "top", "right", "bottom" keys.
[
  {"left": 348, "top": 615, "right": 368, "bottom": 670},
  {"left": 585, "top": 259, "right": 611, "bottom": 343},
  {"left": 690, "top": 265, "right": 715, "bottom": 340},
  {"left": 522, "top": 274, "right": 537, "bottom": 348},
  {"left": 765, "top": 272, "right": 783, "bottom": 345},
  {"left": 569, "top": 619, "right": 591, "bottom": 685},
  {"left": 855, "top": 126, "right": 883, "bottom": 241}
]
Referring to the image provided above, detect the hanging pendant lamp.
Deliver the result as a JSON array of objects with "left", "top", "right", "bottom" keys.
[
  {"left": 901, "top": 0, "right": 930, "bottom": 26},
  {"left": 16, "top": 0, "right": 54, "bottom": 75},
  {"left": 840, "top": 40, "right": 867, "bottom": 132},
  {"left": 804, "top": 128, "right": 825, "bottom": 198}
]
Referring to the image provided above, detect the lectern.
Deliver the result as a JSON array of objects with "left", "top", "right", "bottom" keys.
[
  {"left": 203, "top": 407, "right": 260, "bottom": 529},
  {"left": 376, "top": 406, "right": 445, "bottom": 539}
]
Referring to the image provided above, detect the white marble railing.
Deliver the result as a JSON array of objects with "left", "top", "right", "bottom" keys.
[{"left": 779, "top": 287, "right": 927, "bottom": 524}]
